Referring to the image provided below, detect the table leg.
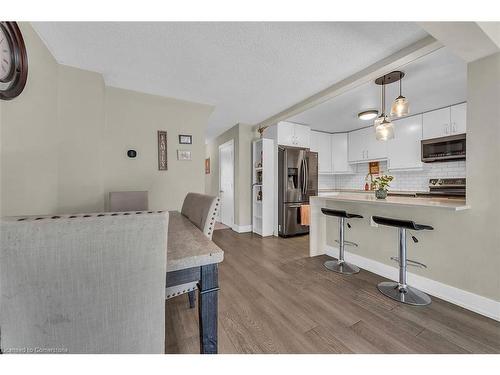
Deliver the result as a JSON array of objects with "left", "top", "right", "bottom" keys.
[
  {"left": 198, "top": 263, "right": 219, "bottom": 354},
  {"left": 188, "top": 290, "right": 196, "bottom": 308}
]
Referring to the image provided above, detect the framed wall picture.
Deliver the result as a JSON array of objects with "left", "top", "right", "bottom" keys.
[
  {"left": 179, "top": 134, "right": 192, "bottom": 144},
  {"left": 157, "top": 131, "right": 168, "bottom": 170},
  {"left": 177, "top": 150, "right": 192, "bottom": 161},
  {"left": 205, "top": 158, "right": 210, "bottom": 174}
]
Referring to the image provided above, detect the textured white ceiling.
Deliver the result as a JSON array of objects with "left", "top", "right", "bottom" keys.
[
  {"left": 31, "top": 22, "right": 428, "bottom": 141},
  {"left": 287, "top": 47, "right": 467, "bottom": 132}
]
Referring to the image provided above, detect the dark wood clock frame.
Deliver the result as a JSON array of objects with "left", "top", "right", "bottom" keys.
[{"left": 0, "top": 22, "right": 28, "bottom": 100}]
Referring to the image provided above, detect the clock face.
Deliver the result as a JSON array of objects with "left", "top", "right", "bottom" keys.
[
  {"left": 0, "top": 22, "right": 28, "bottom": 100},
  {"left": 0, "top": 25, "right": 14, "bottom": 83}
]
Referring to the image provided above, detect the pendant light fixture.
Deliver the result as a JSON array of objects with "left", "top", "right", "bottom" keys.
[
  {"left": 374, "top": 79, "right": 394, "bottom": 141},
  {"left": 391, "top": 71, "right": 409, "bottom": 117}
]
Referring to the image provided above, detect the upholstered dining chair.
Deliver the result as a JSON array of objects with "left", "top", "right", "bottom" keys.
[
  {"left": 165, "top": 193, "right": 220, "bottom": 308},
  {"left": 109, "top": 191, "right": 148, "bottom": 212},
  {"left": 0, "top": 211, "right": 168, "bottom": 353}
]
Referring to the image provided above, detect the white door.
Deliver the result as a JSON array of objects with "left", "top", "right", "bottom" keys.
[
  {"left": 219, "top": 140, "right": 234, "bottom": 227},
  {"left": 450, "top": 103, "right": 467, "bottom": 134},
  {"left": 423, "top": 107, "right": 451, "bottom": 139}
]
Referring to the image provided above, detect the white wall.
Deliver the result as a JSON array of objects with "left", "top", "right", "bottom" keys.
[{"left": 1, "top": 23, "right": 214, "bottom": 216}]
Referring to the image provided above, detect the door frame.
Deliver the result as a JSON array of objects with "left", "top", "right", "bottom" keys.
[{"left": 218, "top": 139, "right": 235, "bottom": 228}]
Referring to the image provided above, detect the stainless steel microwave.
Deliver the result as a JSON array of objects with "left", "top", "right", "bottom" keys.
[{"left": 421, "top": 133, "right": 466, "bottom": 163}]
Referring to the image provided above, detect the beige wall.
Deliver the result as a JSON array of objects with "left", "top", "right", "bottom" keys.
[
  {"left": 1, "top": 23, "right": 213, "bottom": 216},
  {"left": 103, "top": 87, "right": 212, "bottom": 211},
  {"left": 1, "top": 23, "right": 59, "bottom": 216},
  {"left": 205, "top": 123, "right": 256, "bottom": 227},
  {"left": 325, "top": 52, "right": 500, "bottom": 301}
]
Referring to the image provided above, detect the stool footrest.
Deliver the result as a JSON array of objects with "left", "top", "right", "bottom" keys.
[
  {"left": 335, "top": 239, "right": 358, "bottom": 247},
  {"left": 390, "top": 257, "right": 427, "bottom": 269}
]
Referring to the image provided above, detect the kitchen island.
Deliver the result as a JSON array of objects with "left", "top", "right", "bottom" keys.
[{"left": 308, "top": 192, "right": 499, "bottom": 320}]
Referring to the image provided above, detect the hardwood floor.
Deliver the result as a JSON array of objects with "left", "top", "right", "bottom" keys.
[{"left": 166, "top": 229, "right": 500, "bottom": 354}]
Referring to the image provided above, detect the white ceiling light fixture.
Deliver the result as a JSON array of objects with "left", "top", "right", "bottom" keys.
[
  {"left": 374, "top": 76, "right": 395, "bottom": 141},
  {"left": 358, "top": 110, "right": 379, "bottom": 121},
  {"left": 391, "top": 71, "right": 410, "bottom": 117}
]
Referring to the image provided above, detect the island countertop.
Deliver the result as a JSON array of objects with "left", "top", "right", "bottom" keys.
[{"left": 312, "top": 191, "right": 469, "bottom": 211}]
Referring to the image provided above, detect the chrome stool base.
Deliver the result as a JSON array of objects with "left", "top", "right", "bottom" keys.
[
  {"left": 377, "top": 281, "right": 431, "bottom": 306},
  {"left": 324, "top": 260, "right": 360, "bottom": 275}
]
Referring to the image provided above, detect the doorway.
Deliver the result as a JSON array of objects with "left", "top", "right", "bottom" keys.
[{"left": 218, "top": 139, "right": 235, "bottom": 228}]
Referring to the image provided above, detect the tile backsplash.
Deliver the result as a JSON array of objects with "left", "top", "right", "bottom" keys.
[{"left": 319, "top": 160, "right": 466, "bottom": 192}]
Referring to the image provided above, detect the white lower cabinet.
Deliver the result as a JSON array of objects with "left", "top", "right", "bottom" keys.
[{"left": 387, "top": 114, "right": 423, "bottom": 171}]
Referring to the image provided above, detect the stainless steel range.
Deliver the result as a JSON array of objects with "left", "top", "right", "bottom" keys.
[{"left": 416, "top": 178, "right": 466, "bottom": 198}]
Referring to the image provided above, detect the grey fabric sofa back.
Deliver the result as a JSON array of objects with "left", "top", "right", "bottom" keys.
[
  {"left": 181, "top": 193, "right": 219, "bottom": 240},
  {"left": 0, "top": 211, "right": 168, "bottom": 354}
]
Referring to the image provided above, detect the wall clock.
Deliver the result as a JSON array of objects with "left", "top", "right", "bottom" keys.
[{"left": 0, "top": 22, "right": 28, "bottom": 100}]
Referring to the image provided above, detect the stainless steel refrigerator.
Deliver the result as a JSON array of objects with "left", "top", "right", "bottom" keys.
[{"left": 278, "top": 146, "right": 318, "bottom": 237}]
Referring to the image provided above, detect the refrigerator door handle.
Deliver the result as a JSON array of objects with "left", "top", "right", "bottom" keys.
[
  {"left": 301, "top": 159, "right": 306, "bottom": 195},
  {"left": 304, "top": 157, "right": 309, "bottom": 193}
]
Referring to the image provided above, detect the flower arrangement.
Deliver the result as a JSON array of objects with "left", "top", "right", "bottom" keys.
[{"left": 372, "top": 175, "right": 394, "bottom": 199}]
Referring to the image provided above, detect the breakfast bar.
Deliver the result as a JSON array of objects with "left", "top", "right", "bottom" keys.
[{"left": 309, "top": 191, "right": 476, "bottom": 309}]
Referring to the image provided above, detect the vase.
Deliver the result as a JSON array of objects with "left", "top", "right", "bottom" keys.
[{"left": 375, "top": 188, "right": 387, "bottom": 199}]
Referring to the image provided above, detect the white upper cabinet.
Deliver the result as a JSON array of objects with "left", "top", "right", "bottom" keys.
[
  {"left": 310, "top": 131, "right": 332, "bottom": 173},
  {"left": 348, "top": 126, "right": 387, "bottom": 163},
  {"left": 423, "top": 107, "right": 451, "bottom": 139},
  {"left": 311, "top": 131, "right": 353, "bottom": 174},
  {"left": 423, "top": 103, "right": 466, "bottom": 140},
  {"left": 331, "top": 133, "right": 353, "bottom": 174},
  {"left": 387, "top": 114, "right": 423, "bottom": 171},
  {"left": 271, "top": 121, "right": 310, "bottom": 148},
  {"left": 292, "top": 123, "right": 311, "bottom": 148},
  {"left": 450, "top": 102, "right": 467, "bottom": 134}
]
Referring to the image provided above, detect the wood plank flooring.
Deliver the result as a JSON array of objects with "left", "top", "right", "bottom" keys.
[{"left": 166, "top": 229, "right": 500, "bottom": 354}]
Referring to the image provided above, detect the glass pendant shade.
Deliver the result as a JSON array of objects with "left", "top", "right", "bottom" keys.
[
  {"left": 375, "top": 118, "right": 395, "bottom": 141},
  {"left": 391, "top": 95, "right": 409, "bottom": 117}
]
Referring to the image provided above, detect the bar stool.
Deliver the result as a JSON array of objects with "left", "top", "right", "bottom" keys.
[
  {"left": 321, "top": 208, "right": 363, "bottom": 275},
  {"left": 372, "top": 215, "right": 433, "bottom": 306}
]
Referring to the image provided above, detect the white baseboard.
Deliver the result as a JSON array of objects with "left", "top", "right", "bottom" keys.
[
  {"left": 325, "top": 245, "right": 500, "bottom": 322},
  {"left": 231, "top": 224, "right": 252, "bottom": 233}
]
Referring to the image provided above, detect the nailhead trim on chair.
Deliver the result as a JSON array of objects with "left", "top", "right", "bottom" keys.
[
  {"left": 13, "top": 211, "right": 166, "bottom": 222},
  {"left": 166, "top": 286, "right": 197, "bottom": 299}
]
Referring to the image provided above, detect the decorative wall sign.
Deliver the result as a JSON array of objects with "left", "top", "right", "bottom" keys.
[
  {"left": 157, "top": 131, "right": 168, "bottom": 170},
  {"left": 205, "top": 158, "right": 210, "bottom": 174},
  {"left": 369, "top": 161, "right": 380, "bottom": 175},
  {"left": 179, "top": 134, "right": 192, "bottom": 144},
  {"left": 177, "top": 150, "right": 192, "bottom": 161}
]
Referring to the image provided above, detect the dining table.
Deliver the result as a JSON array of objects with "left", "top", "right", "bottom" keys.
[{"left": 166, "top": 211, "right": 224, "bottom": 354}]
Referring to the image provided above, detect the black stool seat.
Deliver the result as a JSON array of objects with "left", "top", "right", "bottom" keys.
[
  {"left": 372, "top": 216, "right": 433, "bottom": 231},
  {"left": 321, "top": 208, "right": 363, "bottom": 219}
]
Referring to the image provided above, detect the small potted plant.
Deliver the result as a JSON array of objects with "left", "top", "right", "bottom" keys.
[{"left": 372, "top": 174, "right": 394, "bottom": 199}]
